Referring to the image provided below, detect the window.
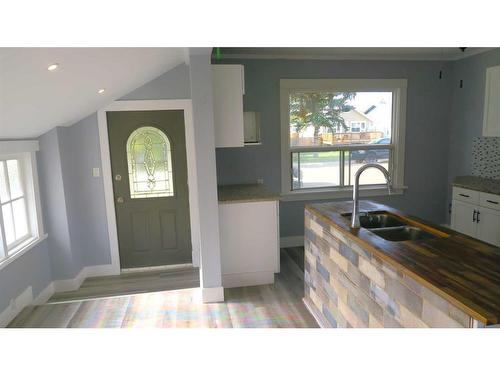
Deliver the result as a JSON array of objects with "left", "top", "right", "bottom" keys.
[
  {"left": 350, "top": 121, "right": 366, "bottom": 133},
  {"left": 126, "top": 126, "right": 174, "bottom": 199},
  {"left": 281, "top": 79, "right": 407, "bottom": 198},
  {"left": 0, "top": 141, "right": 44, "bottom": 263}
]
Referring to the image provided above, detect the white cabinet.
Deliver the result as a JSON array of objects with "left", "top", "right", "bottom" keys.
[
  {"left": 218, "top": 200, "right": 279, "bottom": 288},
  {"left": 450, "top": 200, "right": 477, "bottom": 238},
  {"left": 483, "top": 65, "right": 500, "bottom": 137},
  {"left": 476, "top": 207, "right": 500, "bottom": 246},
  {"left": 451, "top": 187, "right": 500, "bottom": 246},
  {"left": 212, "top": 64, "right": 245, "bottom": 148}
]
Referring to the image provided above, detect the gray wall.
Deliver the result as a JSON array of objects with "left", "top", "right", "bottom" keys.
[
  {"left": 38, "top": 127, "right": 80, "bottom": 279},
  {"left": 58, "top": 114, "right": 111, "bottom": 267},
  {"left": 189, "top": 52, "right": 222, "bottom": 289},
  {"left": 215, "top": 58, "right": 454, "bottom": 236},
  {"left": 446, "top": 48, "right": 500, "bottom": 219},
  {"left": 121, "top": 63, "right": 190, "bottom": 100},
  {"left": 0, "top": 239, "right": 52, "bottom": 314}
]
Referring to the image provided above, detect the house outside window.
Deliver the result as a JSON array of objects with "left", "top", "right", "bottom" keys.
[
  {"left": 280, "top": 79, "right": 407, "bottom": 200},
  {"left": 0, "top": 141, "right": 45, "bottom": 266}
]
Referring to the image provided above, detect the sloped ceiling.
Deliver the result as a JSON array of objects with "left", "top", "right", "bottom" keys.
[{"left": 0, "top": 48, "right": 187, "bottom": 139}]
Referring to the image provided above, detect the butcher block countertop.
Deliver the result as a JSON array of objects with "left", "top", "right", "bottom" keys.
[
  {"left": 217, "top": 184, "right": 280, "bottom": 204},
  {"left": 306, "top": 200, "right": 500, "bottom": 325}
]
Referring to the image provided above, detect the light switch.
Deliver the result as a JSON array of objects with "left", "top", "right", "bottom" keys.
[{"left": 92, "top": 167, "right": 100, "bottom": 178}]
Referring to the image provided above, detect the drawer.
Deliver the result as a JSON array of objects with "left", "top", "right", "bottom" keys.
[
  {"left": 452, "top": 187, "right": 480, "bottom": 205},
  {"left": 480, "top": 192, "right": 500, "bottom": 211}
]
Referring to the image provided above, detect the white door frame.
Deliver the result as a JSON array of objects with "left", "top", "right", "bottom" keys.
[{"left": 97, "top": 99, "right": 201, "bottom": 274}]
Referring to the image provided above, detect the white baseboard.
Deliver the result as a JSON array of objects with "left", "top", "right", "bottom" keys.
[
  {"left": 33, "top": 283, "right": 55, "bottom": 305},
  {"left": 222, "top": 271, "right": 274, "bottom": 288},
  {"left": 0, "top": 286, "right": 33, "bottom": 327},
  {"left": 280, "top": 235, "right": 304, "bottom": 248},
  {"left": 121, "top": 263, "right": 194, "bottom": 274},
  {"left": 53, "top": 264, "right": 117, "bottom": 293},
  {"left": 201, "top": 286, "right": 224, "bottom": 303},
  {"left": 0, "top": 263, "right": 117, "bottom": 327},
  {"left": 52, "top": 268, "right": 87, "bottom": 293}
]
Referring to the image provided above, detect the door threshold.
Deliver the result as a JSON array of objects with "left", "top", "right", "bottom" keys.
[{"left": 121, "top": 263, "right": 195, "bottom": 274}]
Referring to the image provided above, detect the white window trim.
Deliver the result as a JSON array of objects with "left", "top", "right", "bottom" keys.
[
  {"left": 0, "top": 141, "right": 46, "bottom": 265},
  {"left": 280, "top": 79, "right": 407, "bottom": 200}
]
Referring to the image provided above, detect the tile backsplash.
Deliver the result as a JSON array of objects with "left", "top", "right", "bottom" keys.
[{"left": 471, "top": 137, "right": 500, "bottom": 179}]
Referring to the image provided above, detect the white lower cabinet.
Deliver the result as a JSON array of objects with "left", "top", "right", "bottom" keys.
[
  {"left": 218, "top": 200, "right": 280, "bottom": 288},
  {"left": 476, "top": 207, "right": 500, "bottom": 247},
  {"left": 451, "top": 200, "right": 477, "bottom": 238},
  {"left": 451, "top": 187, "right": 500, "bottom": 247}
]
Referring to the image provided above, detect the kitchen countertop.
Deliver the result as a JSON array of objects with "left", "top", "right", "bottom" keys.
[
  {"left": 306, "top": 200, "right": 500, "bottom": 325},
  {"left": 217, "top": 184, "right": 280, "bottom": 204},
  {"left": 453, "top": 175, "right": 500, "bottom": 195}
]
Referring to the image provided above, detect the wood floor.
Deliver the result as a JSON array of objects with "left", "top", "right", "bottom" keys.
[
  {"left": 49, "top": 267, "right": 200, "bottom": 303},
  {"left": 8, "top": 249, "right": 318, "bottom": 328}
]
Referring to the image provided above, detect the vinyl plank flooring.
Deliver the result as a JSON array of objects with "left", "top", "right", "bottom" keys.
[
  {"left": 8, "top": 248, "right": 318, "bottom": 328},
  {"left": 49, "top": 267, "right": 199, "bottom": 303}
]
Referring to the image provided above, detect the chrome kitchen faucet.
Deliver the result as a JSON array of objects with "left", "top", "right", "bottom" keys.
[{"left": 351, "top": 164, "right": 392, "bottom": 229}]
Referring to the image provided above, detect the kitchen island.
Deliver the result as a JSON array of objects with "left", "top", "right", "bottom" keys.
[{"left": 304, "top": 201, "right": 500, "bottom": 328}]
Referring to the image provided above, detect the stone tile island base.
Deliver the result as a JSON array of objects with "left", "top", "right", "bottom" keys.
[{"left": 303, "top": 208, "right": 483, "bottom": 328}]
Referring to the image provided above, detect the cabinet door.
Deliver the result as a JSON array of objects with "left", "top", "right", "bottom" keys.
[
  {"left": 212, "top": 65, "right": 245, "bottom": 148},
  {"left": 477, "top": 207, "right": 500, "bottom": 246},
  {"left": 483, "top": 65, "right": 500, "bottom": 137},
  {"left": 219, "top": 201, "right": 278, "bottom": 276},
  {"left": 451, "top": 200, "right": 477, "bottom": 238}
]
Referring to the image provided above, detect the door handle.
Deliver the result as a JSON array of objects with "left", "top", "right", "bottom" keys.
[
  {"left": 486, "top": 200, "right": 498, "bottom": 205},
  {"left": 459, "top": 193, "right": 470, "bottom": 198},
  {"left": 472, "top": 210, "right": 477, "bottom": 222}
]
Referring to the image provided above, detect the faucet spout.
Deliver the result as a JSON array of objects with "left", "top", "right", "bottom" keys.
[{"left": 351, "top": 163, "right": 391, "bottom": 229}]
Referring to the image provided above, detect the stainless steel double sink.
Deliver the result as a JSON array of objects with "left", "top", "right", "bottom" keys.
[{"left": 342, "top": 211, "right": 440, "bottom": 242}]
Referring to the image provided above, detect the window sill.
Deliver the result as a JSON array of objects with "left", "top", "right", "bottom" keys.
[
  {"left": 280, "top": 185, "right": 407, "bottom": 202},
  {"left": 0, "top": 233, "right": 48, "bottom": 271},
  {"left": 244, "top": 142, "right": 262, "bottom": 146}
]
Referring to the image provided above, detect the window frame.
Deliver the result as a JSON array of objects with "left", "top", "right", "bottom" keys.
[
  {"left": 0, "top": 141, "right": 45, "bottom": 265},
  {"left": 280, "top": 79, "right": 407, "bottom": 200}
]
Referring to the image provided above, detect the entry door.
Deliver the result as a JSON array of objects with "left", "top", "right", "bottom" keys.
[{"left": 107, "top": 110, "right": 192, "bottom": 268}]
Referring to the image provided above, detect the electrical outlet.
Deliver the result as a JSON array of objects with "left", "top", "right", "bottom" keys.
[
  {"left": 92, "top": 167, "right": 100, "bottom": 178},
  {"left": 257, "top": 178, "right": 264, "bottom": 184}
]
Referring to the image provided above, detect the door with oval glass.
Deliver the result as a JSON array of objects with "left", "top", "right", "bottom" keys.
[{"left": 107, "top": 110, "right": 192, "bottom": 269}]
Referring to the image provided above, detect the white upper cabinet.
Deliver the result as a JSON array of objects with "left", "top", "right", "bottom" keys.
[
  {"left": 212, "top": 64, "right": 245, "bottom": 148},
  {"left": 483, "top": 65, "right": 500, "bottom": 137}
]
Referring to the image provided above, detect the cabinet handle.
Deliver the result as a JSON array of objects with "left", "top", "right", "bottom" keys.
[
  {"left": 472, "top": 210, "right": 477, "bottom": 222},
  {"left": 486, "top": 199, "right": 499, "bottom": 205},
  {"left": 459, "top": 193, "right": 470, "bottom": 198},
  {"left": 477, "top": 211, "right": 480, "bottom": 223}
]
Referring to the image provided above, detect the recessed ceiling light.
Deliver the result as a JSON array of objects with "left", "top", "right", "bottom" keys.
[
  {"left": 47, "top": 63, "right": 59, "bottom": 71},
  {"left": 98, "top": 88, "right": 106, "bottom": 94}
]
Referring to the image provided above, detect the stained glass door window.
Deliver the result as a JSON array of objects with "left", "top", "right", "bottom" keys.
[{"left": 126, "top": 126, "right": 174, "bottom": 199}]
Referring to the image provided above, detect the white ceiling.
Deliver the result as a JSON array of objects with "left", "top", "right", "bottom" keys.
[
  {"left": 0, "top": 48, "right": 187, "bottom": 139},
  {"left": 218, "top": 47, "right": 492, "bottom": 61}
]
